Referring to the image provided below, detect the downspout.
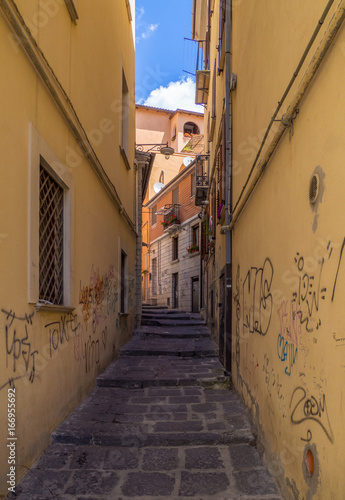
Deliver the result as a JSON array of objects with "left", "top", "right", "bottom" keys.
[
  {"left": 135, "top": 159, "right": 144, "bottom": 329},
  {"left": 222, "top": 0, "right": 345, "bottom": 230},
  {"left": 224, "top": 0, "right": 232, "bottom": 372}
]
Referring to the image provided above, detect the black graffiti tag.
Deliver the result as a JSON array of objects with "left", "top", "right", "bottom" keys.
[
  {"left": 243, "top": 258, "right": 274, "bottom": 336},
  {"left": 290, "top": 387, "right": 334, "bottom": 443}
]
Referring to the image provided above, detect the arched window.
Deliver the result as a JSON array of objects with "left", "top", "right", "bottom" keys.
[{"left": 183, "top": 122, "right": 200, "bottom": 137}]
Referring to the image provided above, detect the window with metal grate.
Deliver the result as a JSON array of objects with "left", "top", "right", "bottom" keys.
[{"left": 39, "top": 165, "right": 64, "bottom": 305}]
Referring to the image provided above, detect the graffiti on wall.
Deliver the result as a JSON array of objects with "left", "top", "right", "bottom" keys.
[
  {"left": 234, "top": 265, "right": 241, "bottom": 367},
  {"left": 79, "top": 265, "right": 118, "bottom": 328},
  {"left": 1, "top": 309, "right": 37, "bottom": 390},
  {"left": 45, "top": 313, "right": 80, "bottom": 358},
  {"left": 263, "top": 354, "right": 287, "bottom": 417},
  {"left": 290, "top": 386, "right": 334, "bottom": 443},
  {"left": 234, "top": 238, "right": 345, "bottom": 449},
  {"left": 0, "top": 264, "right": 125, "bottom": 389},
  {"left": 242, "top": 258, "right": 274, "bottom": 336}
]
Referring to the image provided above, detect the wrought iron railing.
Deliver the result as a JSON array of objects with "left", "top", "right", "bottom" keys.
[{"left": 162, "top": 204, "right": 181, "bottom": 228}]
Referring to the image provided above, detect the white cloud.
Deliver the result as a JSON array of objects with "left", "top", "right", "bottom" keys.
[
  {"left": 135, "top": 6, "right": 159, "bottom": 44},
  {"left": 143, "top": 77, "right": 204, "bottom": 113},
  {"left": 136, "top": 6, "right": 145, "bottom": 22},
  {"left": 141, "top": 23, "right": 159, "bottom": 40}
]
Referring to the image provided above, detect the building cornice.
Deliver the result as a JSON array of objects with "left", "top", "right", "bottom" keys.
[{"left": 0, "top": 0, "right": 137, "bottom": 235}]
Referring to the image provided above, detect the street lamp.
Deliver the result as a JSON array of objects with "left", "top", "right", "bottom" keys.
[{"left": 135, "top": 142, "right": 175, "bottom": 159}]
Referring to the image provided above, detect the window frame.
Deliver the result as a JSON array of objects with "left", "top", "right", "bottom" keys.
[
  {"left": 151, "top": 257, "right": 157, "bottom": 295},
  {"left": 191, "top": 171, "right": 196, "bottom": 197},
  {"left": 172, "top": 236, "right": 179, "bottom": 261},
  {"left": 120, "top": 249, "right": 128, "bottom": 314},
  {"left": 172, "top": 187, "right": 179, "bottom": 206},
  {"left": 28, "top": 123, "right": 74, "bottom": 312},
  {"left": 152, "top": 205, "right": 157, "bottom": 226},
  {"left": 120, "top": 70, "right": 131, "bottom": 169},
  {"left": 39, "top": 159, "right": 65, "bottom": 305},
  {"left": 183, "top": 122, "right": 200, "bottom": 137},
  {"left": 192, "top": 224, "right": 199, "bottom": 247}
]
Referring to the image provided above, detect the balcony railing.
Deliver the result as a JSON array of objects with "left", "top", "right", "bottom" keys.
[
  {"left": 162, "top": 204, "right": 181, "bottom": 230},
  {"left": 194, "top": 155, "right": 209, "bottom": 206}
]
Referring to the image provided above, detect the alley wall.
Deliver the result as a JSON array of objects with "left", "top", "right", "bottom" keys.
[
  {"left": 0, "top": 1, "right": 136, "bottom": 496},
  {"left": 231, "top": 1, "right": 345, "bottom": 498}
]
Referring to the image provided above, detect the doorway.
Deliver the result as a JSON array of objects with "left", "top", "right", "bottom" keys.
[
  {"left": 172, "top": 273, "right": 179, "bottom": 309},
  {"left": 192, "top": 277, "right": 200, "bottom": 313}
]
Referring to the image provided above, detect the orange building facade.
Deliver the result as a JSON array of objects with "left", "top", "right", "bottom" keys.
[{"left": 143, "top": 163, "right": 202, "bottom": 311}]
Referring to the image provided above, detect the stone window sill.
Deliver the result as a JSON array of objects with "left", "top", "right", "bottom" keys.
[
  {"left": 34, "top": 302, "right": 75, "bottom": 314},
  {"left": 188, "top": 251, "right": 200, "bottom": 258}
]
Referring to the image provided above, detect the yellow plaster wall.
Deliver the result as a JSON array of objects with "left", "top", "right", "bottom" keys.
[
  {"left": 0, "top": 1, "right": 136, "bottom": 496},
  {"left": 231, "top": 1, "right": 345, "bottom": 498}
]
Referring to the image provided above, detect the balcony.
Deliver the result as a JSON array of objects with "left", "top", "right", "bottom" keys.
[
  {"left": 194, "top": 155, "right": 209, "bottom": 206},
  {"left": 161, "top": 204, "right": 181, "bottom": 233}
]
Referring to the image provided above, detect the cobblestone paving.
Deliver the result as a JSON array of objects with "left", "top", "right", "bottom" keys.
[{"left": 9, "top": 308, "right": 282, "bottom": 499}]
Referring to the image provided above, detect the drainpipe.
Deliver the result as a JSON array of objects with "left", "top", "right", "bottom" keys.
[
  {"left": 135, "top": 159, "right": 144, "bottom": 330},
  {"left": 222, "top": 0, "right": 345, "bottom": 230},
  {"left": 224, "top": 0, "right": 232, "bottom": 372}
]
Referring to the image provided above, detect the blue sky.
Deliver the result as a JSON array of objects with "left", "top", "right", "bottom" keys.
[{"left": 135, "top": 1, "right": 202, "bottom": 112}]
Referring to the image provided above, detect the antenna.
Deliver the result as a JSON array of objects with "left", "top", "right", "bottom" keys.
[
  {"left": 183, "top": 156, "right": 194, "bottom": 167},
  {"left": 153, "top": 182, "right": 165, "bottom": 194}
]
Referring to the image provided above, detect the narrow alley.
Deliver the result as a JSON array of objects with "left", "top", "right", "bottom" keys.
[{"left": 9, "top": 307, "right": 281, "bottom": 499}]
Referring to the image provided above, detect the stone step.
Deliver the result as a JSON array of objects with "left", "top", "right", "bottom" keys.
[
  {"left": 136, "top": 325, "right": 210, "bottom": 339},
  {"left": 142, "top": 318, "right": 206, "bottom": 327},
  {"left": 142, "top": 305, "right": 168, "bottom": 310},
  {"left": 141, "top": 309, "right": 203, "bottom": 322},
  {"left": 51, "top": 386, "right": 254, "bottom": 449},
  {"left": 142, "top": 312, "right": 201, "bottom": 320},
  {"left": 96, "top": 356, "right": 227, "bottom": 389},
  {"left": 120, "top": 335, "right": 218, "bottom": 358}
]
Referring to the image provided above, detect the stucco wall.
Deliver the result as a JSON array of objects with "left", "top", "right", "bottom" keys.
[
  {"left": 0, "top": 1, "right": 136, "bottom": 495},
  {"left": 231, "top": 1, "right": 345, "bottom": 498}
]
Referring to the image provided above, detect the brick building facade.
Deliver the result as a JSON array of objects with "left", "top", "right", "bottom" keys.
[{"left": 143, "top": 163, "right": 201, "bottom": 312}]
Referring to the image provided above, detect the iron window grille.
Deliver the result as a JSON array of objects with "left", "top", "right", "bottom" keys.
[{"left": 39, "top": 165, "right": 64, "bottom": 305}]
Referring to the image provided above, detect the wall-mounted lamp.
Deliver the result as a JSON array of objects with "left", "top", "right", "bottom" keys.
[{"left": 135, "top": 142, "right": 175, "bottom": 160}]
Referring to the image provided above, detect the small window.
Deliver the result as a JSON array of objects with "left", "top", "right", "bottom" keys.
[
  {"left": 172, "top": 236, "right": 179, "bottom": 261},
  {"left": 152, "top": 205, "right": 157, "bottom": 225},
  {"left": 184, "top": 122, "right": 200, "bottom": 137},
  {"left": 218, "top": 0, "right": 226, "bottom": 71},
  {"left": 172, "top": 187, "right": 179, "bottom": 205},
  {"left": 172, "top": 126, "right": 176, "bottom": 141},
  {"left": 121, "top": 70, "right": 130, "bottom": 166},
  {"left": 120, "top": 250, "right": 128, "bottom": 313},
  {"left": 192, "top": 225, "right": 199, "bottom": 246},
  {"left": 191, "top": 172, "right": 196, "bottom": 197},
  {"left": 29, "top": 124, "right": 74, "bottom": 310},
  {"left": 39, "top": 164, "right": 64, "bottom": 305}
]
